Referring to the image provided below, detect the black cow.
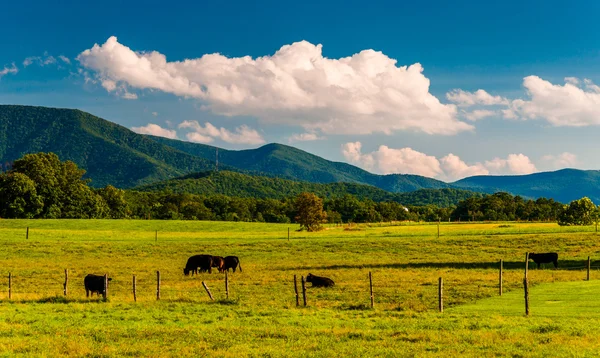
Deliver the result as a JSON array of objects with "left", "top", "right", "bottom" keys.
[
  {"left": 184, "top": 255, "right": 213, "bottom": 276},
  {"left": 306, "top": 273, "right": 335, "bottom": 287},
  {"left": 223, "top": 256, "right": 242, "bottom": 273},
  {"left": 84, "top": 274, "right": 112, "bottom": 297},
  {"left": 211, "top": 256, "right": 225, "bottom": 273},
  {"left": 529, "top": 252, "right": 559, "bottom": 269}
]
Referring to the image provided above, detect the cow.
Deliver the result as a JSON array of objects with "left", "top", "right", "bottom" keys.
[
  {"left": 84, "top": 274, "right": 112, "bottom": 297},
  {"left": 223, "top": 256, "right": 242, "bottom": 273},
  {"left": 529, "top": 252, "right": 559, "bottom": 269},
  {"left": 183, "top": 255, "right": 213, "bottom": 276},
  {"left": 211, "top": 256, "right": 225, "bottom": 273},
  {"left": 306, "top": 273, "right": 335, "bottom": 287}
]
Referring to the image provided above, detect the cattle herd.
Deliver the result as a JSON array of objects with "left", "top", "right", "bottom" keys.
[
  {"left": 183, "top": 254, "right": 242, "bottom": 275},
  {"left": 82, "top": 252, "right": 559, "bottom": 297}
]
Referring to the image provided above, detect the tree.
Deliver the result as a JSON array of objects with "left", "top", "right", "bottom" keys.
[
  {"left": 558, "top": 197, "right": 596, "bottom": 226},
  {"left": 294, "top": 192, "right": 327, "bottom": 231},
  {"left": 97, "top": 185, "right": 128, "bottom": 219},
  {"left": 0, "top": 172, "right": 44, "bottom": 218}
]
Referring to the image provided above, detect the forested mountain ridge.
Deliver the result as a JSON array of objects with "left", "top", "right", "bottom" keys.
[
  {"left": 452, "top": 169, "right": 600, "bottom": 204},
  {"left": 0, "top": 105, "right": 229, "bottom": 187},
  {"left": 134, "top": 170, "right": 483, "bottom": 206},
  {"left": 148, "top": 136, "right": 452, "bottom": 192}
]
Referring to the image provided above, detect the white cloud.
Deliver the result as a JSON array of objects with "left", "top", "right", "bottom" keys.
[
  {"left": 446, "top": 89, "right": 508, "bottom": 107},
  {"left": 462, "top": 109, "right": 497, "bottom": 121},
  {"left": 540, "top": 152, "right": 578, "bottom": 169},
  {"left": 0, "top": 63, "right": 18, "bottom": 78},
  {"left": 58, "top": 55, "right": 71, "bottom": 64},
  {"left": 23, "top": 52, "right": 57, "bottom": 67},
  {"left": 440, "top": 154, "right": 489, "bottom": 179},
  {"left": 342, "top": 142, "right": 442, "bottom": 177},
  {"left": 503, "top": 76, "right": 600, "bottom": 126},
  {"left": 179, "top": 120, "right": 265, "bottom": 145},
  {"left": 78, "top": 36, "right": 473, "bottom": 136},
  {"left": 287, "top": 132, "right": 326, "bottom": 143},
  {"left": 342, "top": 142, "right": 539, "bottom": 180},
  {"left": 484, "top": 154, "right": 537, "bottom": 175},
  {"left": 131, "top": 123, "right": 177, "bottom": 139}
]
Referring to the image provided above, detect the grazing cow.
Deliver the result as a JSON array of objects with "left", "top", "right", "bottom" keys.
[
  {"left": 529, "top": 252, "right": 559, "bottom": 269},
  {"left": 306, "top": 273, "right": 335, "bottom": 287},
  {"left": 223, "top": 256, "right": 242, "bottom": 273},
  {"left": 211, "top": 256, "right": 225, "bottom": 272},
  {"left": 84, "top": 274, "right": 112, "bottom": 297},
  {"left": 183, "top": 255, "right": 213, "bottom": 276}
]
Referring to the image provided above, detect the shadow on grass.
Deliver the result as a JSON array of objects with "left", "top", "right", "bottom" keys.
[
  {"left": 296, "top": 260, "right": 598, "bottom": 271},
  {"left": 0, "top": 296, "right": 109, "bottom": 304}
]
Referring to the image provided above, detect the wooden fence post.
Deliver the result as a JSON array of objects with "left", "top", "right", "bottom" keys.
[
  {"left": 499, "top": 259, "right": 503, "bottom": 296},
  {"left": 438, "top": 277, "right": 443, "bottom": 313},
  {"left": 202, "top": 281, "right": 214, "bottom": 300},
  {"left": 523, "top": 277, "right": 529, "bottom": 316},
  {"left": 587, "top": 256, "right": 591, "bottom": 281},
  {"left": 103, "top": 274, "right": 108, "bottom": 300},
  {"left": 26, "top": 227, "right": 29, "bottom": 240},
  {"left": 156, "top": 271, "right": 161, "bottom": 300},
  {"left": 8, "top": 273, "right": 11, "bottom": 299},
  {"left": 133, "top": 275, "right": 137, "bottom": 302},
  {"left": 369, "top": 272, "right": 374, "bottom": 308},
  {"left": 63, "top": 269, "right": 68, "bottom": 296},
  {"left": 525, "top": 252, "right": 529, "bottom": 278},
  {"left": 225, "top": 271, "right": 229, "bottom": 299},
  {"left": 301, "top": 276, "right": 307, "bottom": 307},
  {"left": 294, "top": 275, "right": 299, "bottom": 306}
]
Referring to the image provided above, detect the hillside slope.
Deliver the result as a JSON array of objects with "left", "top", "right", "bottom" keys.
[
  {"left": 134, "top": 170, "right": 482, "bottom": 206},
  {"left": 0, "top": 105, "right": 222, "bottom": 187},
  {"left": 148, "top": 136, "right": 452, "bottom": 192}
]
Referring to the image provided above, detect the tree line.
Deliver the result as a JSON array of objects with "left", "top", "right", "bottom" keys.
[{"left": 0, "top": 153, "right": 597, "bottom": 226}]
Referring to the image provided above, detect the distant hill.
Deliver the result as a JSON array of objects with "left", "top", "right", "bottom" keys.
[
  {"left": 0, "top": 105, "right": 229, "bottom": 187},
  {"left": 134, "top": 170, "right": 482, "bottom": 206},
  {"left": 149, "top": 136, "right": 452, "bottom": 192},
  {"left": 452, "top": 169, "right": 600, "bottom": 203},
  {"left": 3, "top": 104, "right": 600, "bottom": 204}
]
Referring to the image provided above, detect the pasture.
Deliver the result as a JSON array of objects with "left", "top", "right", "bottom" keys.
[{"left": 1, "top": 220, "right": 600, "bottom": 356}]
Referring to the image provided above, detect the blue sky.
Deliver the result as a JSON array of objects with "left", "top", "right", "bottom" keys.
[{"left": 2, "top": 0, "right": 600, "bottom": 181}]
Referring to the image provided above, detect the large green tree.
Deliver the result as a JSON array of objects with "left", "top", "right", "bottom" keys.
[
  {"left": 8, "top": 152, "right": 106, "bottom": 218},
  {"left": 0, "top": 172, "right": 44, "bottom": 218},
  {"left": 558, "top": 197, "right": 597, "bottom": 226}
]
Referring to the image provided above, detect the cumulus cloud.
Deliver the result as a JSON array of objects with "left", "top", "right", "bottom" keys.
[
  {"left": 0, "top": 63, "right": 18, "bottom": 78},
  {"left": 446, "top": 89, "right": 508, "bottom": 107},
  {"left": 342, "top": 142, "right": 539, "bottom": 180},
  {"left": 131, "top": 123, "right": 177, "bottom": 139},
  {"left": 178, "top": 120, "right": 265, "bottom": 145},
  {"left": 342, "top": 142, "right": 442, "bottom": 177},
  {"left": 439, "top": 154, "right": 489, "bottom": 179},
  {"left": 287, "top": 132, "right": 326, "bottom": 143},
  {"left": 540, "top": 152, "right": 578, "bottom": 169},
  {"left": 77, "top": 36, "right": 473, "bottom": 136},
  {"left": 484, "top": 154, "right": 537, "bottom": 175},
  {"left": 502, "top": 76, "right": 600, "bottom": 126}
]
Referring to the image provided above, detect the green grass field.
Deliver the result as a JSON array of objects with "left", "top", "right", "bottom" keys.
[{"left": 1, "top": 220, "right": 600, "bottom": 357}]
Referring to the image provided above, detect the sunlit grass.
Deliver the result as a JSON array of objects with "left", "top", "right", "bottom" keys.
[{"left": 0, "top": 219, "right": 600, "bottom": 356}]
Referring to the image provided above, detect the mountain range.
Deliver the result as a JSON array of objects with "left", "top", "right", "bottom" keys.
[{"left": 1, "top": 104, "right": 599, "bottom": 204}]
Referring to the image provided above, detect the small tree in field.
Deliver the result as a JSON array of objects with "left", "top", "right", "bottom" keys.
[{"left": 295, "top": 192, "right": 327, "bottom": 231}]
